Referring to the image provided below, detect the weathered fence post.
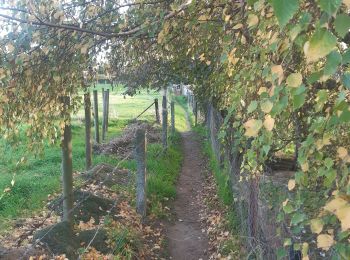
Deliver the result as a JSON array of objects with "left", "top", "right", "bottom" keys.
[
  {"left": 106, "top": 88, "right": 110, "bottom": 132},
  {"left": 102, "top": 89, "right": 107, "bottom": 141},
  {"left": 194, "top": 101, "right": 198, "bottom": 126},
  {"left": 93, "top": 90, "right": 100, "bottom": 143},
  {"left": 162, "top": 95, "right": 168, "bottom": 151},
  {"left": 61, "top": 96, "right": 74, "bottom": 226},
  {"left": 171, "top": 101, "right": 175, "bottom": 135},
  {"left": 154, "top": 98, "right": 160, "bottom": 124},
  {"left": 135, "top": 128, "right": 146, "bottom": 218},
  {"left": 84, "top": 92, "right": 92, "bottom": 170}
]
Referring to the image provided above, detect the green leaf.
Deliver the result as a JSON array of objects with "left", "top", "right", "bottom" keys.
[
  {"left": 342, "top": 49, "right": 350, "bottom": 64},
  {"left": 316, "top": 89, "right": 328, "bottom": 111},
  {"left": 324, "top": 51, "right": 342, "bottom": 76},
  {"left": 277, "top": 248, "right": 287, "bottom": 259},
  {"left": 318, "top": 0, "right": 342, "bottom": 15},
  {"left": 334, "top": 14, "right": 350, "bottom": 38},
  {"left": 247, "top": 100, "right": 258, "bottom": 113},
  {"left": 307, "top": 71, "right": 322, "bottom": 84},
  {"left": 304, "top": 28, "right": 337, "bottom": 62},
  {"left": 293, "top": 93, "right": 306, "bottom": 110},
  {"left": 339, "top": 109, "right": 350, "bottom": 122},
  {"left": 342, "top": 72, "right": 350, "bottom": 89},
  {"left": 283, "top": 203, "right": 294, "bottom": 214},
  {"left": 270, "top": 0, "right": 299, "bottom": 28},
  {"left": 291, "top": 212, "right": 306, "bottom": 225},
  {"left": 324, "top": 157, "right": 334, "bottom": 169}
]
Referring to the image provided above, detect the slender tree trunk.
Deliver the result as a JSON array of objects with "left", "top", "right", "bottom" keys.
[
  {"left": 84, "top": 92, "right": 92, "bottom": 170},
  {"left": 171, "top": 101, "right": 175, "bottom": 135},
  {"left": 93, "top": 90, "right": 100, "bottom": 143},
  {"left": 162, "top": 95, "right": 168, "bottom": 151},
  {"left": 135, "top": 128, "right": 147, "bottom": 218},
  {"left": 61, "top": 96, "right": 74, "bottom": 225},
  {"left": 154, "top": 98, "right": 160, "bottom": 124}
]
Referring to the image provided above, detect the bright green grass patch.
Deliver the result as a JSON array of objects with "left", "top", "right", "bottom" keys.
[
  {"left": 0, "top": 119, "right": 128, "bottom": 223},
  {"left": 119, "top": 133, "right": 183, "bottom": 218},
  {"left": 75, "top": 84, "right": 161, "bottom": 122},
  {"left": 173, "top": 95, "right": 194, "bottom": 129}
]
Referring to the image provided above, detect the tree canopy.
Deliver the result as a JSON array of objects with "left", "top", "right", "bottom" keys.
[{"left": 1, "top": 0, "right": 350, "bottom": 257}]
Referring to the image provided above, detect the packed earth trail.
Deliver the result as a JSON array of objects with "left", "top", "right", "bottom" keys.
[{"left": 166, "top": 131, "right": 209, "bottom": 260}]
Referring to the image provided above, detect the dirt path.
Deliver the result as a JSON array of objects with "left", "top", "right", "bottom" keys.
[{"left": 166, "top": 131, "right": 209, "bottom": 260}]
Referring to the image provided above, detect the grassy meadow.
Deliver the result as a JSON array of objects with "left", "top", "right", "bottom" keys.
[{"left": 0, "top": 84, "right": 188, "bottom": 231}]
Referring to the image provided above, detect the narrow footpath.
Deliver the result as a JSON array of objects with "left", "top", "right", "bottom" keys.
[{"left": 166, "top": 131, "right": 209, "bottom": 260}]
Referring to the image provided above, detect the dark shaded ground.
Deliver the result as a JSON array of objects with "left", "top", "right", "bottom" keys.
[{"left": 166, "top": 131, "right": 209, "bottom": 260}]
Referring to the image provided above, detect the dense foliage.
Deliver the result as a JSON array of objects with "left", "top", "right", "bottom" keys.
[{"left": 1, "top": 0, "right": 350, "bottom": 258}]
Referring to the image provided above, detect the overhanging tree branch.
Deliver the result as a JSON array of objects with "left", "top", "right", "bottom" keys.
[{"left": 0, "top": 0, "right": 193, "bottom": 39}]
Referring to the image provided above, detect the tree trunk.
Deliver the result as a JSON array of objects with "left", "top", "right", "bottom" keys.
[
  {"left": 162, "top": 95, "right": 168, "bottom": 151},
  {"left": 135, "top": 128, "right": 147, "bottom": 218},
  {"left": 93, "top": 90, "right": 100, "bottom": 143},
  {"left": 61, "top": 96, "right": 74, "bottom": 225},
  {"left": 84, "top": 92, "right": 92, "bottom": 170}
]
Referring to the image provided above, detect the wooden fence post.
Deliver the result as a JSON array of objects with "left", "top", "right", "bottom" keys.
[
  {"left": 154, "top": 98, "right": 160, "bottom": 123},
  {"left": 84, "top": 92, "right": 92, "bottom": 170},
  {"left": 194, "top": 101, "right": 198, "bottom": 126},
  {"left": 61, "top": 96, "right": 74, "bottom": 226},
  {"left": 106, "top": 88, "right": 110, "bottom": 132},
  {"left": 93, "top": 90, "right": 100, "bottom": 143},
  {"left": 135, "top": 128, "right": 146, "bottom": 218},
  {"left": 102, "top": 90, "right": 107, "bottom": 141},
  {"left": 162, "top": 95, "right": 168, "bottom": 151},
  {"left": 171, "top": 101, "right": 175, "bottom": 135}
]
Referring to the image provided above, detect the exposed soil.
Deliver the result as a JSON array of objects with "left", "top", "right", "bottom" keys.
[
  {"left": 93, "top": 121, "right": 161, "bottom": 158},
  {"left": 166, "top": 131, "right": 209, "bottom": 260}
]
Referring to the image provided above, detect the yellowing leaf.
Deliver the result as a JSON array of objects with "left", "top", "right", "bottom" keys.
[
  {"left": 286, "top": 73, "right": 303, "bottom": 88},
  {"left": 310, "top": 218, "right": 323, "bottom": 234},
  {"left": 261, "top": 100, "right": 273, "bottom": 113},
  {"left": 317, "top": 234, "right": 334, "bottom": 251},
  {"left": 288, "top": 179, "right": 296, "bottom": 190},
  {"left": 302, "top": 242, "right": 309, "bottom": 260},
  {"left": 304, "top": 29, "right": 337, "bottom": 63},
  {"left": 233, "top": 23, "right": 243, "bottom": 29},
  {"left": 337, "top": 147, "right": 348, "bottom": 160},
  {"left": 263, "top": 115, "right": 275, "bottom": 131},
  {"left": 336, "top": 206, "right": 350, "bottom": 231},
  {"left": 344, "top": 0, "right": 350, "bottom": 9},
  {"left": 258, "top": 87, "right": 267, "bottom": 95},
  {"left": 324, "top": 197, "right": 350, "bottom": 231},
  {"left": 271, "top": 65, "right": 284, "bottom": 84},
  {"left": 247, "top": 14, "right": 259, "bottom": 27},
  {"left": 244, "top": 119, "right": 262, "bottom": 137},
  {"left": 301, "top": 162, "right": 309, "bottom": 172},
  {"left": 7, "top": 43, "right": 15, "bottom": 52},
  {"left": 81, "top": 45, "right": 88, "bottom": 54}
]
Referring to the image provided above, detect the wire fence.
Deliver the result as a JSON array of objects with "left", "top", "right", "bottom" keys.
[
  {"left": 21, "top": 147, "right": 136, "bottom": 258},
  {"left": 203, "top": 103, "right": 294, "bottom": 258},
  {"left": 4, "top": 98, "right": 170, "bottom": 258}
]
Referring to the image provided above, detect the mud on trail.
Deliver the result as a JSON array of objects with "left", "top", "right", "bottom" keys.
[{"left": 166, "top": 131, "right": 209, "bottom": 260}]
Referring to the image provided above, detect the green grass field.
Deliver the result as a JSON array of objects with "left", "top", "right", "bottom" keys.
[{"left": 0, "top": 85, "right": 188, "bottom": 231}]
